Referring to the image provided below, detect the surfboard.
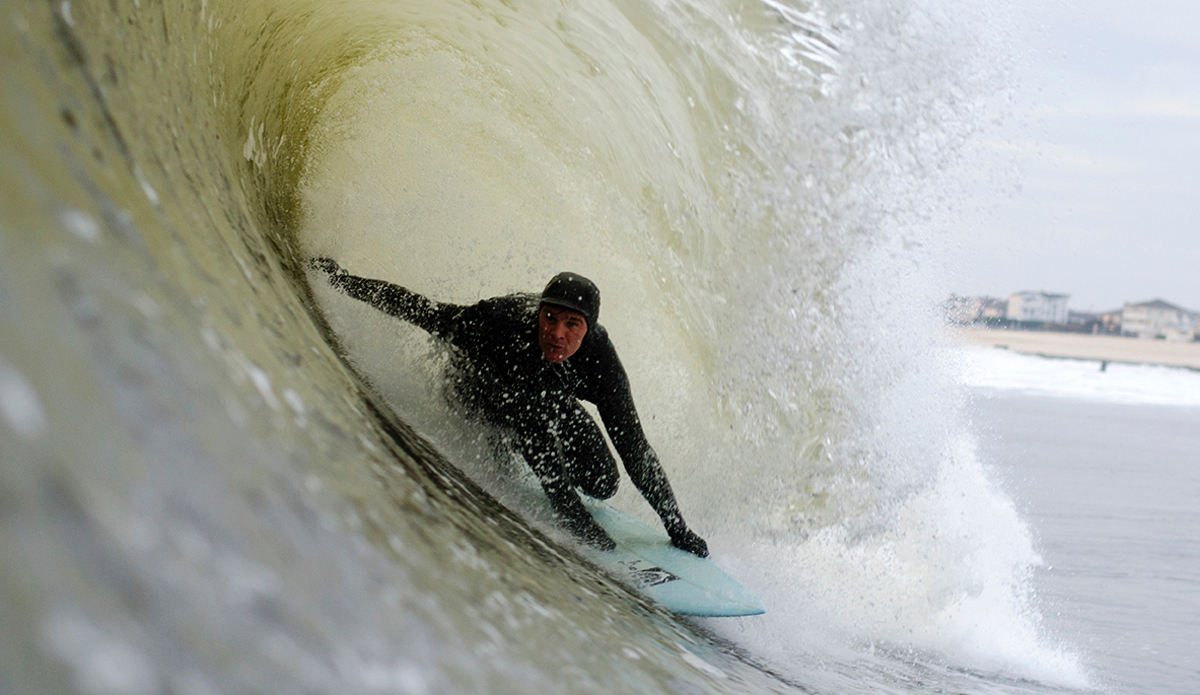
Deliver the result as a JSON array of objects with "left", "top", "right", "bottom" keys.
[{"left": 583, "top": 500, "right": 765, "bottom": 617}]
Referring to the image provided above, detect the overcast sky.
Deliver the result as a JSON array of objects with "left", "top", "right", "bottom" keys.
[{"left": 941, "top": 0, "right": 1199, "bottom": 312}]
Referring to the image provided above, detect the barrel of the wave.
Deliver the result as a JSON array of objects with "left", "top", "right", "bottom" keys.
[
  {"left": 308, "top": 259, "right": 763, "bottom": 616},
  {"left": 584, "top": 499, "right": 764, "bottom": 617}
]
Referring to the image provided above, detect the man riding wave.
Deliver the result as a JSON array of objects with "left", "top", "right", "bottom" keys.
[{"left": 310, "top": 259, "right": 709, "bottom": 557}]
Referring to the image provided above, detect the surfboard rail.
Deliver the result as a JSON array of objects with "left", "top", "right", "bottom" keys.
[{"left": 584, "top": 500, "right": 765, "bottom": 617}]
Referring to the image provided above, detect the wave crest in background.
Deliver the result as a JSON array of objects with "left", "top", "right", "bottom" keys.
[{"left": 2, "top": 0, "right": 1087, "bottom": 691}]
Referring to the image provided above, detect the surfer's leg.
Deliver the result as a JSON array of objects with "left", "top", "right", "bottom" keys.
[
  {"left": 511, "top": 418, "right": 615, "bottom": 550},
  {"left": 558, "top": 402, "right": 619, "bottom": 500}
]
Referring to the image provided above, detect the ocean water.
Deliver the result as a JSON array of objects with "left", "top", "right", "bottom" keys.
[
  {"left": 960, "top": 347, "right": 1200, "bottom": 695},
  {"left": 0, "top": 0, "right": 1149, "bottom": 692}
]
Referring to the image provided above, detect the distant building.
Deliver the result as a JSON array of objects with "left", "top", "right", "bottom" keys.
[
  {"left": 1006, "top": 291, "right": 1070, "bottom": 325},
  {"left": 944, "top": 295, "right": 1008, "bottom": 325},
  {"left": 978, "top": 297, "right": 1008, "bottom": 321},
  {"left": 1067, "top": 310, "right": 1100, "bottom": 333},
  {"left": 943, "top": 295, "right": 979, "bottom": 324},
  {"left": 1121, "top": 300, "right": 1198, "bottom": 341},
  {"left": 1096, "top": 309, "right": 1123, "bottom": 334}
]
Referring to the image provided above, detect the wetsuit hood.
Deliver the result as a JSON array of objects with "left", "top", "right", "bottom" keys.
[{"left": 540, "top": 272, "right": 599, "bottom": 328}]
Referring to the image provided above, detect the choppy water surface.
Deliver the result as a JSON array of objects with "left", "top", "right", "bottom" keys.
[
  {"left": 0, "top": 0, "right": 1110, "bottom": 692},
  {"left": 967, "top": 360, "right": 1200, "bottom": 695}
]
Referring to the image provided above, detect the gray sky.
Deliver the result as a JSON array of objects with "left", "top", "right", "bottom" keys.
[{"left": 942, "top": 0, "right": 1199, "bottom": 312}]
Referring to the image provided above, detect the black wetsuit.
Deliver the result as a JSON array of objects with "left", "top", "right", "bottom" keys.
[{"left": 317, "top": 262, "right": 707, "bottom": 556}]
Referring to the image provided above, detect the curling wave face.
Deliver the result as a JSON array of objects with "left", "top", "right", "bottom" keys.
[{"left": 2, "top": 0, "right": 1085, "bottom": 691}]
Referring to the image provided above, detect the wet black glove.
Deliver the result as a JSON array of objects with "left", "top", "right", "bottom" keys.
[
  {"left": 309, "top": 258, "right": 355, "bottom": 295},
  {"left": 581, "top": 524, "right": 617, "bottom": 553},
  {"left": 669, "top": 527, "right": 709, "bottom": 558},
  {"left": 309, "top": 257, "right": 343, "bottom": 278},
  {"left": 559, "top": 510, "right": 616, "bottom": 552}
]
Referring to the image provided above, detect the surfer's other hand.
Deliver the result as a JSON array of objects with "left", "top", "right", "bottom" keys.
[
  {"left": 669, "top": 527, "right": 709, "bottom": 558},
  {"left": 582, "top": 524, "right": 617, "bottom": 552},
  {"left": 568, "top": 514, "right": 616, "bottom": 552},
  {"left": 308, "top": 257, "right": 342, "bottom": 277}
]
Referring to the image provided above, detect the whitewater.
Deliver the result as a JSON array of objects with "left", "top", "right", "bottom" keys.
[{"left": 1, "top": 0, "right": 1103, "bottom": 692}]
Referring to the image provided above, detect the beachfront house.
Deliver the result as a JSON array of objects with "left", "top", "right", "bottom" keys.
[
  {"left": 943, "top": 295, "right": 979, "bottom": 324},
  {"left": 943, "top": 295, "right": 1009, "bottom": 325},
  {"left": 1121, "top": 300, "right": 1199, "bottom": 341},
  {"left": 1006, "top": 291, "right": 1070, "bottom": 325},
  {"left": 1097, "top": 309, "right": 1123, "bottom": 334},
  {"left": 978, "top": 297, "right": 1007, "bottom": 321},
  {"left": 944, "top": 295, "right": 1008, "bottom": 325},
  {"left": 1067, "top": 310, "right": 1100, "bottom": 332}
]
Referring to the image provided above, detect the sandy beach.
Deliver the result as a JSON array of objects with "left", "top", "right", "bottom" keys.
[{"left": 948, "top": 327, "right": 1200, "bottom": 369}]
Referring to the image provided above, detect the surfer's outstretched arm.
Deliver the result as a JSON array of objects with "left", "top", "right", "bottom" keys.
[{"left": 309, "top": 258, "right": 462, "bottom": 337}]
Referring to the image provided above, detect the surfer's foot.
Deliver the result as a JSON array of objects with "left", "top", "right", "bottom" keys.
[{"left": 669, "top": 527, "right": 709, "bottom": 558}]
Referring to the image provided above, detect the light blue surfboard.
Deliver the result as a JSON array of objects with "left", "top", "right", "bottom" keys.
[{"left": 583, "top": 500, "right": 765, "bottom": 617}]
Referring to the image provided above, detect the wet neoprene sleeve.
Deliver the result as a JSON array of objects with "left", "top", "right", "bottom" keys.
[
  {"left": 326, "top": 271, "right": 463, "bottom": 339},
  {"left": 582, "top": 339, "right": 690, "bottom": 537}
]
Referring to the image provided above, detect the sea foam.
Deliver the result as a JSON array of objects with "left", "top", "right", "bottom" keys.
[{"left": 956, "top": 346, "right": 1200, "bottom": 408}]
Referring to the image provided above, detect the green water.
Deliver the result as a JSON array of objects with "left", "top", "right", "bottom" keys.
[{"left": 1, "top": 0, "right": 1073, "bottom": 692}]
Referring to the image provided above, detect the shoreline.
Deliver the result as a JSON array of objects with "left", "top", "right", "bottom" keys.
[{"left": 946, "top": 327, "right": 1200, "bottom": 370}]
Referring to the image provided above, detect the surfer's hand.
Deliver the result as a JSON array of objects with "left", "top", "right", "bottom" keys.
[
  {"left": 669, "top": 527, "right": 709, "bottom": 558},
  {"left": 309, "top": 257, "right": 343, "bottom": 277},
  {"left": 567, "top": 514, "right": 616, "bottom": 552},
  {"left": 582, "top": 524, "right": 617, "bottom": 552}
]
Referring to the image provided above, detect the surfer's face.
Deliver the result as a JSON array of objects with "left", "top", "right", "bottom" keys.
[{"left": 538, "top": 305, "right": 588, "bottom": 363}]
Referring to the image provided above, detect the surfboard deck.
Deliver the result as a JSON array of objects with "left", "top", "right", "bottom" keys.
[{"left": 583, "top": 500, "right": 765, "bottom": 617}]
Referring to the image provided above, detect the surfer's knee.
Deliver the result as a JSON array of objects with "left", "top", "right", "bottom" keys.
[
  {"left": 576, "top": 461, "right": 618, "bottom": 499},
  {"left": 589, "top": 475, "right": 619, "bottom": 500}
]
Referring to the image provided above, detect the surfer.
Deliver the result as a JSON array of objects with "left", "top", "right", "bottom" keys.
[{"left": 309, "top": 259, "right": 709, "bottom": 557}]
